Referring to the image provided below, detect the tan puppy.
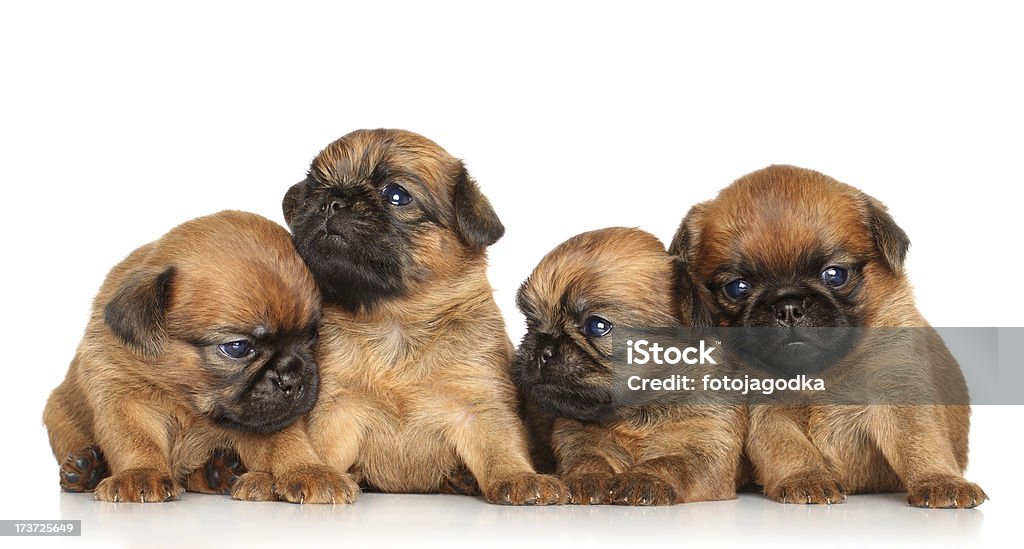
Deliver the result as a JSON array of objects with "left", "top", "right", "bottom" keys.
[
  {"left": 513, "top": 228, "right": 745, "bottom": 505},
  {"left": 670, "top": 165, "right": 987, "bottom": 508},
  {"left": 43, "top": 210, "right": 354, "bottom": 503},
  {"left": 282, "top": 129, "right": 565, "bottom": 504}
]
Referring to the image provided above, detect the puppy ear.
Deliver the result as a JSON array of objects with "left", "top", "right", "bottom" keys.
[
  {"left": 104, "top": 266, "right": 176, "bottom": 357},
  {"left": 453, "top": 163, "right": 505, "bottom": 248},
  {"left": 668, "top": 203, "right": 706, "bottom": 263},
  {"left": 863, "top": 194, "right": 910, "bottom": 274},
  {"left": 282, "top": 179, "right": 310, "bottom": 230},
  {"left": 672, "top": 256, "right": 717, "bottom": 328}
]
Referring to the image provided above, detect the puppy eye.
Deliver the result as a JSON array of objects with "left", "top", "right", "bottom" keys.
[
  {"left": 218, "top": 340, "right": 255, "bottom": 359},
  {"left": 381, "top": 184, "right": 412, "bottom": 206},
  {"left": 724, "top": 279, "right": 752, "bottom": 300},
  {"left": 582, "top": 316, "right": 613, "bottom": 337},
  {"left": 821, "top": 266, "right": 848, "bottom": 286}
]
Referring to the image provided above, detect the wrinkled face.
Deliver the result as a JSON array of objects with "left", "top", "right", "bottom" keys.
[
  {"left": 513, "top": 228, "right": 679, "bottom": 422},
  {"left": 672, "top": 165, "right": 909, "bottom": 375},
  {"left": 104, "top": 211, "right": 324, "bottom": 434},
  {"left": 282, "top": 129, "right": 504, "bottom": 311}
]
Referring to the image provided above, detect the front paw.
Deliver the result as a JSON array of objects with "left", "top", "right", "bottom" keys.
[
  {"left": 607, "top": 472, "right": 676, "bottom": 505},
  {"left": 485, "top": 473, "right": 567, "bottom": 505},
  {"left": 231, "top": 472, "right": 276, "bottom": 501},
  {"left": 765, "top": 471, "right": 847, "bottom": 504},
  {"left": 273, "top": 465, "right": 359, "bottom": 504},
  {"left": 907, "top": 476, "right": 987, "bottom": 509},
  {"left": 565, "top": 473, "right": 611, "bottom": 505},
  {"left": 94, "top": 468, "right": 183, "bottom": 503}
]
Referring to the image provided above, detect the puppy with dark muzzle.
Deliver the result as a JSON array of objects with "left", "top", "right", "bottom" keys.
[
  {"left": 43, "top": 211, "right": 353, "bottom": 503},
  {"left": 670, "top": 165, "right": 987, "bottom": 508},
  {"left": 513, "top": 227, "right": 745, "bottom": 505},
  {"left": 282, "top": 129, "right": 565, "bottom": 504}
]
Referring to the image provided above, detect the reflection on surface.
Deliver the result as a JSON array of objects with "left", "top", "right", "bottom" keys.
[{"left": 57, "top": 491, "right": 983, "bottom": 548}]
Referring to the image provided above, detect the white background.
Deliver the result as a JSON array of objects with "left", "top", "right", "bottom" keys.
[{"left": 1, "top": 1, "right": 1021, "bottom": 547}]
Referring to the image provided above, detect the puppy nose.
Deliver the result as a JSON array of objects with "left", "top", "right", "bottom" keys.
[
  {"left": 270, "top": 370, "right": 303, "bottom": 397},
  {"left": 269, "top": 357, "right": 305, "bottom": 397},
  {"left": 773, "top": 297, "right": 806, "bottom": 327},
  {"left": 538, "top": 344, "right": 554, "bottom": 367}
]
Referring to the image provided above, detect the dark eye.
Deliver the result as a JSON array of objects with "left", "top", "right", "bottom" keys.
[
  {"left": 582, "top": 316, "right": 613, "bottom": 337},
  {"left": 821, "top": 266, "right": 848, "bottom": 286},
  {"left": 724, "top": 279, "right": 753, "bottom": 300},
  {"left": 218, "top": 340, "right": 254, "bottom": 359},
  {"left": 382, "top": 184, "right": 412, "bottom": 206}
]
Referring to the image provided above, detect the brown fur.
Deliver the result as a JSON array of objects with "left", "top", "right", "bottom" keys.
[
  {"left": 291, "top": 130, "right": 566, "bottom": 504},
  {"left": 670, "top": 165, "right": 986, "bottom": 508},
  {"left": 43, "top": 211, "right": 356, "bottom": 503},
  {"left": 516, "top": 228, "right": 746, "bottom": 505}
]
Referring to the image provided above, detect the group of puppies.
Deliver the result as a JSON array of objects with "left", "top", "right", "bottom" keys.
[{"left": 44, "top": 129, "right": 986, "bottom": 508}]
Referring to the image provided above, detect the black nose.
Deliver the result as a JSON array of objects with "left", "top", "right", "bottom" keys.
[
  {"left": 538, "top": 344, "right": 554, "bottom": 367},
  {"left": 773, "top": 297, "right": 806, "bottom": 327},
  {"left": 268, "top": 357, "right": 305, "bottom": 397}
]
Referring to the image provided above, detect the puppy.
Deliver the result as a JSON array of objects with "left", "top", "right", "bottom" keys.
[
  {"left": 43, "top": 210, "right": 355, "bottom": 503},
  {"left": 283, "top": 129, "right": 565, "bottom": 504},
  {"left": 513, "top": 227, "right": 745, "bottom": 505},
  {"left": 670, "top": 165, "right": 987, "bottom": 508}
]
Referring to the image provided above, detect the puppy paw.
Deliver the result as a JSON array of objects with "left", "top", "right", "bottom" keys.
[
  {"left": 607, "top": 472, "right": 676, "bottom": 505},
  {"left": 231, "top": 472, "right": 276, "bottom": 501},
  {"left": 273, "top": 465, "right": 359, "bottom": 504},
  {"left": 60, "top": 446, "right": 109, "bottom": 493},
  {"left": 485, "top": 473, "right": 567, "bottom": 505},
  {"left": 186, "top": 449, "right": 247, "bottom": 494},
  {"left": 94, "top": 468, "right": 183, "bottom": 503},
  {"left": 440, "top": 464, "right": 482, "bottom": 496},
  {"left": 565, "top": 473, "right": 611, "bottom": 505},
  {"left": 765, "top": 471, "right": 847, "bottom": 504},
  {"left": 907, "top": 476, "right": 987, "bottom": 509}
]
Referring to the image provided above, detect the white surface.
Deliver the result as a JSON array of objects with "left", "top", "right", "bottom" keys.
[{"left": 1, "top": 1, "right": 1022, "bottom": 548}]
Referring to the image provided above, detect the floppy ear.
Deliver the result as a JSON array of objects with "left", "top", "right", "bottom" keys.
[
  {"left": 282, "top": 179, "right": 311, "bottom": 230},
  {"left": 862, "top": 194, "right": 910, "bottom": 274},
  {"left": 452, "top": 163, "right": 505, "bottom": 248},
  {"left": 668, "top": 203, "right": 706, "bottom": 263},
  {"left": 104, "top": 266, "right": 176, "bottom": 357},
  {"left": 672, "top": 256, "right": 717, "bottom": 329}
]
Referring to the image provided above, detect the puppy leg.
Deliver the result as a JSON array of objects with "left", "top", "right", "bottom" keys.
[
  {"left": 235, "top": 419, "right": 360, "bottom": 504},
  {"left": 449, "top": 402, "right": 567, "bottom": 505},
  {"left": 44, "top": 386, "right": 110, "bottom": 492},
  {"left": 867, "top": 405, "right": 986, "bottom": 508},
  {"left": 90, "top": 399, "right": 183, "bottom": 503},
  {"left": 552, "top": 420, "right": 618, "bottom": 504},
  {"left": 747, "top": 405, "right": 846, "bottom": 504}
]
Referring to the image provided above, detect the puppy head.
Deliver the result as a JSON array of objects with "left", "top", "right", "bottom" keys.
[
  {"left": 513, "top": 228, "right": 681, "bottom": 422},
  {"left": 282, "top": 129, "right": 504, "bottom": 311},
  {"left": 670, "top": 165, "right": 910, "bottom": 374},
  {"left": 104, "top": 210, "right": 322, "bottom": 434}
]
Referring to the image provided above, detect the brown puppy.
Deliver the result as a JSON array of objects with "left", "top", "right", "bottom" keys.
[
  {"left": 670, "top": 165, "right": 987, "bottom": 508},
  {"left": 513, "top": 227, "right": 745, "bottom": 505},
  {"left": 282, "top": 129, "right": 565, "bottom": 504},
  {"left": 43, "top": 210, "right": 355, "bottom": 503}
]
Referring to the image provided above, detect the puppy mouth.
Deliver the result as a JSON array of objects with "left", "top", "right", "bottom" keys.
[
  {"left": 209, "top": 372, "right": 320, "bottom": 435},
  {"left": 730, "top": 326, "right": 860, "bottom": 375},
  {"left": 526, "top": 382, "right": 616, "bottom": 423}
]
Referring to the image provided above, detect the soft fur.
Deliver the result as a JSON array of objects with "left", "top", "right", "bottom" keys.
[
  {"left": 514, "top": 227, "right": 745, "bottom": 505},
  {"left": 283, "top": 129, "right": 565, "bottom": 504},
  {"left": 43, "top": 210, "right": 355, "bottom": 503},
  {"left": 670, "top": 165, "right": 986, "bottom": 508}
]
